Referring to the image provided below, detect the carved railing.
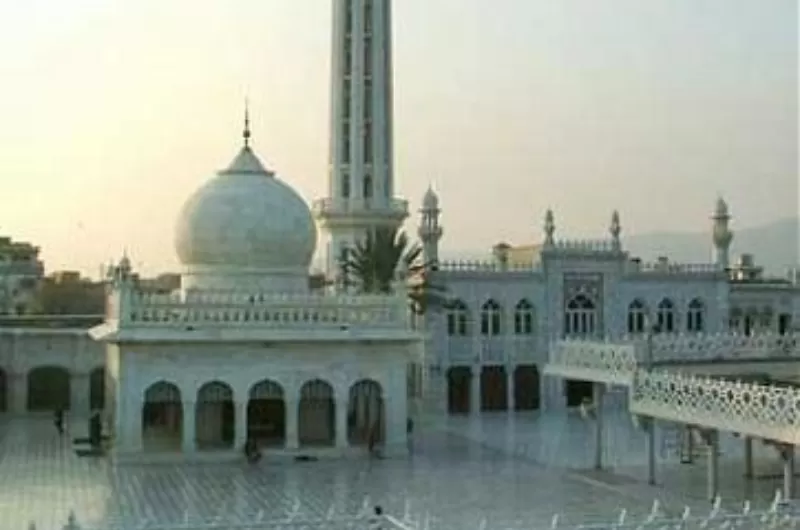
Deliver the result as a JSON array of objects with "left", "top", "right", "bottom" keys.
[
  {"left": 630, "top": 370, "right": 800, "bottom": 445},
  {"left": 543, "top": 340, "right": 639, "bottom": 385},
  {"left": 116, "top": 291, "right": 410, "bottom": 330},
  {"left": 645, "top": 332, "right": 800, "bottom": 362},
  {"left": 437, "top": 260, "right": 542, "bottom": 272}
]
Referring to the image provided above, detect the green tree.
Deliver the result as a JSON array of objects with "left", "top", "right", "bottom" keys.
[{"left": 340, "top": 227, "right": 448, "bottom": 315}]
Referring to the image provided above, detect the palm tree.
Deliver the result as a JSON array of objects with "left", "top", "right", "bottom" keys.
[{"left": 339, "top": 227, "right": 448, "bottom": 315}]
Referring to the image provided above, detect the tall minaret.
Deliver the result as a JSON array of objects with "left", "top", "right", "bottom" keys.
[
  {"left": 712, "top": 196, "right": 733, "bottom": 269},
  {"left": 314, "top": 0, "right": 408, "bottom": 278}
]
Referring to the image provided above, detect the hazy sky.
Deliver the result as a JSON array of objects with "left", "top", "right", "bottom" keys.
[{"left": 0, "top": 0, "right": 796, "bottom": 277}]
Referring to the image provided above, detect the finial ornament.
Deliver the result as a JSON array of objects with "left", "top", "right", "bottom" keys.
[
  {"left": 544, "top": 209, "right": 555, "bottom": 246},
  {"left": 610, "top": 210, "right": 621, "bottom": 248},
  {"left": 243, "top": 98, "right": 251, "bottom": 148}
]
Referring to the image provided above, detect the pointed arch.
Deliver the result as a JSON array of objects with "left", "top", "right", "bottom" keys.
[
  {"left": 627, "top": 299, "right": 648, "bottom": 334},
  {"left": 687, "top": 298, "right": 706, "bottom": 332},
  {"left": 347, "top": 379, "right": 385, "bottom": 446},
  {"left": 514, "top": 299, "right": 534, "bottom": 335},
  {"left": 195, "top": 381, "right": 235, "bottom": 450},
  {"left": 656, "top": 298, "right": 676, "bottom": 332},
  {"left": 480, "top": 299, "right": 502, "bottom": 335},
  {"left": 247, "top": 380, "right": 285, "bottom": 447},
  {"left": 564, "top": 294, "right": 597, "bottom": 336},
  {"left": 298, "top": 379, "right": 335, "bottom": 447},
  {"left": 142, "top": 381, "right": 182, "bottom": 451},
  {"left": 446, "top": 299, "right": 470, "bottom": 336}
]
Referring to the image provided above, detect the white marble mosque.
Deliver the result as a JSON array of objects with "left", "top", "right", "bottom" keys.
[{"left": 0, "top": 0, "right": 799, "bottom": 528}]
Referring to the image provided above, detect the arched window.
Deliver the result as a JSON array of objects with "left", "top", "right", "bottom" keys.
[
  {"left": 446, "top": 300, "right": 470, "bottom": 336},
  {"left": 627, "top": 299, "right": 647, "bottom": 334},
  {"left": 686, "top": 298, "right": 705, "bottom": 332},
  {"left": 564, "top": 294, "right": 597, "bottom": 336},
  {"left": 480, "top": 300, "right": 502, "bottom": 336},
  {"left": 514, "top": 300, "right": 534, "bottom": 335},
  {"left": 656, "top": 298, "right": 675, "bottom": 333}
]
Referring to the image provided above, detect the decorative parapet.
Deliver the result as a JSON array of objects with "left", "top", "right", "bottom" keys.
[
  {"left": 543, "top": 339, "right": 638, "bottom": 385},
  {"left": 625, "top": 261, "right": 722, "bottom": 276},
  {"left": 642, "top": 332, "right": 800, "bottom": 362},
  {"left": 546, "top": 239, "right": 620, "bottom": 253},
  {"left": 437, "top": 260, "right": 542, "bottom": 273},
  {"left": 111, "top": 289, "right": 411, "bottom": 331},
  {"left": 631, "top": 370, "right": 800, "bottom": 445}
]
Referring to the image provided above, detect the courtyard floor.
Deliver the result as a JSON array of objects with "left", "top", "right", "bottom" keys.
[{"left": 0, "top": 410, "right": 793, "bottom": 530}]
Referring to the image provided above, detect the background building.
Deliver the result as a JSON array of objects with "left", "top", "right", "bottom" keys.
[{"left": 0, "top": 236, "right": 44, "bottom": 315}]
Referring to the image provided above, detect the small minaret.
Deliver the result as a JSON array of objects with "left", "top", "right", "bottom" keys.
[
  {"left": 543, "top": 209, "right": 556, "bottom": 247},
  {"left": 418, "top": 186, "right": 443, "bottom": 267},
  {"left": 711, "top": 196, "right": 733, "bottom": 269},
  {"left": 610, "top": 210, "right": 622, "bottom": 251}
]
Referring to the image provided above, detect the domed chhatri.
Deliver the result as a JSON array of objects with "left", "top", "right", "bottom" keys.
[{"left": 175, "top": 126, "right": 316, "bottom": 293}]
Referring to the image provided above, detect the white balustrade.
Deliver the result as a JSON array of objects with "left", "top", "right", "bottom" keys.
[
  {"left": 644, "top": 331, "right": 800, "bottom": 362},
  {"left": 543, "top": 340, "right": 639, "bottom": 385},
  {"left": 631, "top": 370, "right": 800, "bottom": 445},
  {"left": 113, "top": 289, "right": 410, "bottom": 331}
]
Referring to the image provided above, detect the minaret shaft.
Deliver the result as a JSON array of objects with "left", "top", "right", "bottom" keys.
[{"left": 315, "top": 0, "right": 408, "bottom": 278}]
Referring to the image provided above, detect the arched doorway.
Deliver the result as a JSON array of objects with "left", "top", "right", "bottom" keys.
[
  {"left": 0, "top": 368, "right": 7, "bottom": 412},
  {"left": 514, "top": 365, "right": 540, "bottom": 410},
  {"left": 480, "top": 366, "right": 507, "bottom": 411},
  {"left": 247, "top": 380, "right": 285, "bottom": 447},
  {"left": 347, "top": 380, "right": 385, "bottom": 446},
  {"left": 89, "top": 367, "right": 105, "bottom": 411},
  {"left": 27, "top": 366, "right": 70, "bottom": 411},
  {"left": 298, "top": 379, "right": 335, "bottom": 447},
  {"left": 195, "top": 381, "right": 235, "bottom": 450},
  {"left": 141, "top": 381, "right": 182, "bottom": 451},
  {"left": 446, "top": 366, "right": 471, "bottom": 414},
  {"left": 565, "top": 379, "right": 594, "bottom": 408}
]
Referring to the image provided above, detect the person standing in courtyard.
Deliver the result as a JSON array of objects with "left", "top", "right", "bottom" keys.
[{"left": 54, "top": 409, "right": 64, "bottom": 435}]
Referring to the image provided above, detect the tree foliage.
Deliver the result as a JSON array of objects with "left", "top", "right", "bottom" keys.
[{"left": 339, "top": 227, "right": 449, "bottom": 315}]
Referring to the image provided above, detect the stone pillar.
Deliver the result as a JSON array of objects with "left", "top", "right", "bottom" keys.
[
  {"left": 234, "top": 401, "right": 247, "bottom": 451},
  {"left": 182, "top": 401, "right": 196, "bottom": 453},
  {"left": 470, "top": 365, "right": 481, "bottom": 415},
  {"left": 384, "top": 371, "right": 409, "bottom": 457},
  {"left": 593, "top": 383, "right": 604, "bottom": 470},
  {"left": 646, "top": 417, "right": 657, "bottom": 485},
  {"left": 335, "top": 399, "right": 348, "bottom": 450},
  {"left": 782, "top": 444, "right": 795, "bottom": 500},
  {"left": 70, "top": 372, "right": 91, "bottom": 418},
  {"left": 285, "top": 399, "right": 299, "bottom": 450},
  {"left": 506, "top": 366, "right": 515, "bottom": 412},
  {"left": 10, "top": 373, "right": 27, "bottom": 414},
  {"left": 706, "top": 430, "right": 719, "bottom": 501},
  {"left": 744, "top": 436, "right": 754, "bottom": 479}
]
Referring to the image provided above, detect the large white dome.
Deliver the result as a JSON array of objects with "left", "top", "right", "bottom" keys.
[{"left": 174, "top": 144, "right": 317, "bottom": 292}]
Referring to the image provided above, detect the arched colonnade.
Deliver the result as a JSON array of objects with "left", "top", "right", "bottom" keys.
[{"left": 137, "top": 377, "right": 387, "bottom": 453}]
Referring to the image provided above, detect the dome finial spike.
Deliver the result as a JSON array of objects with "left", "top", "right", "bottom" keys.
[{"left": 243, "top": 97, "right": 251, "bottom": 148}]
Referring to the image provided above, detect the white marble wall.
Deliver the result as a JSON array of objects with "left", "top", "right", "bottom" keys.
[{"left": 113, "top": 342, "right": 410, "bottom": 457}]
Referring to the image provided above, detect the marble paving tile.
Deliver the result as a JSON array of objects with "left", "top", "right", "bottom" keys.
[{"left": 0, "top": 412, "right": 790, "bottom": 530}]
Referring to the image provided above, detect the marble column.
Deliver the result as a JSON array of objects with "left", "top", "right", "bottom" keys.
[
  {"left": 10, "top": 373, "right": 27, "bottom": 414},
  {"left": 182, "top": 401, "right": 196, "bottom": 453},
  {"left": 506, "top": 366, "right": 515, "bottom": 412},
  {"left": 645, "top": 418, "right": 657, "bottom": 485},
  {"left": 285, "top": 399, "right": 299, "bottom": 450},
  {"left": 782, "top": 445, "right": 795, "bottom": 500},
  {"left": 706, "top": 430, "right": 719, "bottom": 501},
  {"left": 470, "top": 365, "right": 481, "bottom": 415},
  {"left": 335, "top": 399, "right": 348, "bottom": 449},
  {"left": 593, "top": 383, "right": 604, "bottom": 470},
  {"left": 744, "top": 436, "right": 754, "bottom": 479},
  {"left": 70, "top": 372, "right": 91, "bottom": 418},
  {"left": 234, "top": 401, "right": 247, "bottom": 451}
]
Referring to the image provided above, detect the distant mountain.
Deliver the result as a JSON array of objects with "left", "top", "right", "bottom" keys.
[
  {"left": 441, "top": 217, "right": 799, "bottom": 276},
  {"left": 624, "top": 217, "right": 799, "bottom": 275}
]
